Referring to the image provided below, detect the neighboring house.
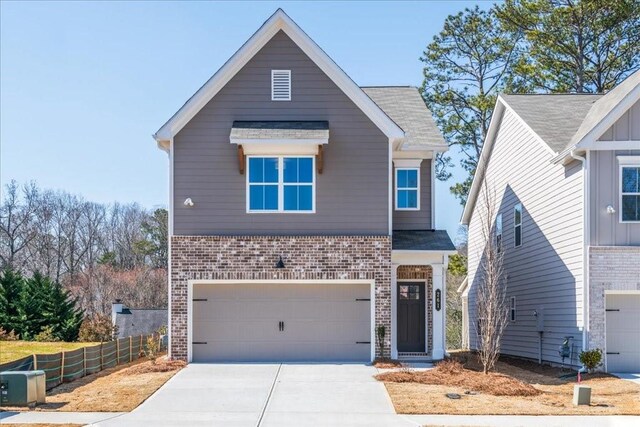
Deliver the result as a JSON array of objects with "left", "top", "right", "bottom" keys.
[
  {"left": 111, "top": 300, "right": 167, "bottom": 339},
  {"left": 153, "top": 9, "right": 454, "bottom": 363},
  {"left": 461, "top": 71, "right": 640, "bottom": 372}
]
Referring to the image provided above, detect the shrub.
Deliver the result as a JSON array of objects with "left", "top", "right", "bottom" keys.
[
  {"left": 79, "top": 314, "right": 116, "bottom": 342},
  {"left": 376, "top": 325, "right": 386, "bottom": 358},
  {"left": 579, "top": 348, "right": 603, "bottom": 372},
  {"left": 0, "top": 327, "right": 19, "bottom": 341},
  {"left": 144, "top": 333, "right": 161, "bottom": 364},
  {"left": 34, "top": 326, "right": 60, "bottom": 342}
]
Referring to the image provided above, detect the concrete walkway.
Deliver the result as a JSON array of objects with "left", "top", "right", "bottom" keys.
[
  {"left": 613, "top": 373, "right": 640, "bottom": 385},
  {"left": 0, "top": 411, "right": 124, "bottom": 425}
]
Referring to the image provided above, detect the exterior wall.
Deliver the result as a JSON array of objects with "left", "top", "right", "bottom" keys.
[
  {"left": 597, "top": 100, "right": 640, "bottom": 141},
  {"left": 173, "top": 30, "right": 389, "bottom": 236},
  {"left": 393, "top": 159, "right": 433, "bottom": 230},
  {"left": 589, "top": 150, "right": 640, "bottom": 246},
  {"left": 466, "top": 108, "right": 585, "bottom": 365},
  {"left": 170, "top": 235, "right": 391, "bottom": 361},
  {"left": 588, "top": 246, "right": 640, "bottom": 359},
  {"left": 397, "top": 265, "right": 433, "bottom": 352}
]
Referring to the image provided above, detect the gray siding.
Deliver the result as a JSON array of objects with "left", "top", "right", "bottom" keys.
[
  {"left": 589, "top": 149, "right": 640, "bottom": 246},
  {"left": 173, "top": 31, "right": 389, "bottom": 235},
  {"left": 598, "top": 100, "right": 640, "bottom": 141},
  {"left": 393, "top": 159, "right": 432, "bottom": 230},
  {"left": 466, "top": 108, "right": 584, "bottom": 365}
]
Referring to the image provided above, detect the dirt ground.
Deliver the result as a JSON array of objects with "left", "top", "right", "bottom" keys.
[
  {"left": 1, "top": 356, "right": 184, "bottom": 412},
  {"left": 379, "top": 352, "right": 640, "bottom": 415}
]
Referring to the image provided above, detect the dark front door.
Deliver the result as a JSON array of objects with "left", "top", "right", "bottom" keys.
[{"left": 397, "top": 283, "right": 426, "bottom": 352}]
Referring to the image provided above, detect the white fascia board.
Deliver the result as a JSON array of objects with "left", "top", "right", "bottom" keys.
[
  {"left": 391, "top": 250, "right": 454, "bottom": 266},
  {"left": 392, "top": 159, "right": 423, "bottom": 168},
  {"left": 393, "top": 150, "right": 433, "bottom": 160},
  {"left": 230, "top": 138, "right": 328, "bottom": 145},
  {"left": 456, "top": 276, "right": 469, "bottom": 294},
  {"left": 153, "top": 9, "right": 404, "bottom": 148},
  {"left": 460, "top": 99, "right": 505, "bottom": 225}
]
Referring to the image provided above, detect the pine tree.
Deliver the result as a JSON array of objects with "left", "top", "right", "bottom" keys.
[
  {"left": 45, "top": 282, "right": 84, "bottom": 341},
  {"left": 21, "top": 271, "right": 51, "bottom": 339},
  {"left": 0, "top": 268, "right": 26, "bottom": 337}
]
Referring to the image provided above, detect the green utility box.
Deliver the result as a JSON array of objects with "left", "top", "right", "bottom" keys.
[
  {"left": 0, "top": 371, "right": 39, "bottom": 407},
  {"left": 32, "top": 370, "right": 47, "bottom": 404}
]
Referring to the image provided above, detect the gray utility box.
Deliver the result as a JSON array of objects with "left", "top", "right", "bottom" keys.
[
  {"left": 32, "top": 370, "right": 46, "bottom": 404},
  {"left": 0, "top": 371, "right": 45, "bottom": 407}
]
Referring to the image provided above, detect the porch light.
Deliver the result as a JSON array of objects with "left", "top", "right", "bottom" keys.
[
  {"left": 275, "top": 256, "right": 285, "bottom": 269},
  {"left": 184, "top": 198, "right": 194, "bottom": 207},
  {"left": 606, "top": 205, "right": 616, "bottom": 214}
]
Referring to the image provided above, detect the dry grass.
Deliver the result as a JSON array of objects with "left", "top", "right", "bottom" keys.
[
  {"left": 372, "top": 358, "right": 403, "bottom": 369},
  {"left": 3, "top": 356, "right": 183, "bottom": 412},
  {"left": 0, "top": 341, "right": 99, "bottom": 364},
  {"left": 379, "top": 352, "right": 640, "bottom": 415}
]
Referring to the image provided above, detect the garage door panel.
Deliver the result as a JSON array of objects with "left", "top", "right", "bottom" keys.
[
  {"left": 606, "top": 294, "right": 640, "bottom": 373},
  {"left": 191, "top": 283, "right": 371, "bottom": 362}
]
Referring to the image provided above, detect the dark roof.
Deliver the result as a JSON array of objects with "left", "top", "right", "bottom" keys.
[
  {"left": 392, "top": 230, "right": 456, "bottom": 251},
  {"left": 230, "top": 121, "right": 329, "bottom": 140},
  {"left": 114, "top": 308, "right": 167, "bottom": 338},
  {"left": 362, "top": 87, "right": 447, "bottom": 150},
  {"left": 500, "top": 94, "right": 602, "bottom": 153}
]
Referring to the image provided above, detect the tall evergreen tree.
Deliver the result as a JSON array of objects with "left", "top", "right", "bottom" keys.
[
  {"left": 20, "top": 271, "right": 51, "bottom": 339},
  {"left": 45, "top": 282, "right": 84, "bottom": 341},
  {"left": 0, "top": 268, "right": 26, "bottom": 336}
]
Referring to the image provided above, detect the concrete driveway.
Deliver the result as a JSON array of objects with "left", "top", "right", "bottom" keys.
[{"left": 94, "top": 363, "right": 414, "bottom": 427}]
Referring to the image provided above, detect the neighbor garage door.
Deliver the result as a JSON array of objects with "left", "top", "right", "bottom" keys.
[
  {"left": 191, "top": 283, "right": 371, "bottom": 362},
  {"left": 606, "top": 293, "right": 640, "bottom": 372}
]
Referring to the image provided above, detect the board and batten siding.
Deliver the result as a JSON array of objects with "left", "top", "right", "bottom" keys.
[
  {"left": 597, "top": 99, "right": 640, "bottom": 142},
  {"left": 173, "top": 30, "right": 389, "bottom": 235},
  {"left": 467, "top": 107, "right": 584, "bottom": 365},
  {"left": 393, "top": 159, "right": 432, "bottom": 230}
]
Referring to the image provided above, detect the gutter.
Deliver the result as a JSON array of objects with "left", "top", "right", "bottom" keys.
[{"left": 570, "top": 150, "right": 590, "bottom": 354}]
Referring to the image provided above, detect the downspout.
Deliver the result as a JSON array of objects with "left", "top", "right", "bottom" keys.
[{"left": 570, "top": 150, "right": 589, "bottom": 356}]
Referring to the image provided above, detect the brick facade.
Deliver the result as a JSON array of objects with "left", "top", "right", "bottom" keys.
[
  {"left": 170, "top": 235, "right": 391, "bottom": 361},
  {"left": 588, "top": 246, "right": 640, "bottom": 352},
  {"left": 397, "top": 265, "right": 433, "bottom": 353}
]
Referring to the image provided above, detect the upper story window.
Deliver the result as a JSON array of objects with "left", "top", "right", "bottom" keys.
[
  {"left": 395, "top": 168, "right": 419, "bottom": 210},
  {"left": 271, "top": 70, "right": 291, "bottom": 101},
  {"left": 247, "top": 156, "right": 314, "bottom": 213},
  {"left": 514, "top": 203, "right": 522, "bottom": 247},
  {"left": 621, "top": 165, "right": 640, "bottom": 222},
  {"left": 510, "top": 296, "right": 516, "bottom": 322},
  {"left": 496, "top": 213, "right": 503, "bottom": 252}
]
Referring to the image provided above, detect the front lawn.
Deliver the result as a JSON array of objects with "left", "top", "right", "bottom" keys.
[
  {"left": 376, "top": 352, "right": 640, "bottom": 415},
  {"left": 0, "top": 341, "right": 99, "bottom": 364}
]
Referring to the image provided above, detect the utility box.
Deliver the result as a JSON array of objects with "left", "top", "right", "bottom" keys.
[
  {"left": 32, "top": 370, "right": 46, "bottom": 404},
  {"left": 573, "top": 385, "right": 591, "bottom": 406},
  {"left": 0, "top": 371, "right": 39, "bottom": 407}
]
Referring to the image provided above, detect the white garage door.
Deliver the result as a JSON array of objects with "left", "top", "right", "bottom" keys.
[
  {"left": 191, "top": 283, "right": 371, "bottom": 362},
  {"left": 606, "top": 293, "right": 640, "bottom": 373}
]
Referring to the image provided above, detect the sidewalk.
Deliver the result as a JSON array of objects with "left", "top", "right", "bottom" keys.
[
  {"left": 0, "top": 411, "right": 125, "bottom": 425},
  {"left": 403, "top": 414, "right": 640, "bottom": 427}
]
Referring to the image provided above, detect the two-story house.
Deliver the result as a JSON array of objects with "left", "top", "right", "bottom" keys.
[
  {"left": 461, "top": 71, "right": 640, "bottom": 372},
  {"left": 153, "top": 10, "right": 454, "bottom": 363}
]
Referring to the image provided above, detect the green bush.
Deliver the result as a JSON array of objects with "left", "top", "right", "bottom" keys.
[
  {"left": 579, "top": 348, "right": 603, "bottom": 372},
  {"left": 34, "top": 326, "right": 60, "bottom": 342}
]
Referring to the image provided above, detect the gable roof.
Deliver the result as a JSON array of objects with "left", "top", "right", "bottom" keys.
[
  {"left": 462, "top": 70, "right": 640, "bottom": 225},
  {"left": 362, "top": 86, "right": 447, "bottom": 151},
  {"left": 114, "top": 308, "right": 167, "bottom": 338},
  {"left": 500, "top": 94, "right": 601, "bottom": 153},
  {"left": 154, "top": 9, "right": 404, "bottom": 151}
]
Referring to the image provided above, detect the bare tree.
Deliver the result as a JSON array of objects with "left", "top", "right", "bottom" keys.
[
  {"left": 474, "top": 182, "right": 509, "bottom": 374},
  {"left": 0, "top": 181, "right": 39, "bottom": 270}
]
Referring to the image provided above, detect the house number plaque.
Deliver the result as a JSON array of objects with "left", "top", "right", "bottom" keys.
[{"left": 435, "top": 289, "right": 441, "bottom": 311}]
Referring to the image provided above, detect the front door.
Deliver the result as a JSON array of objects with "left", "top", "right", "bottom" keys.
[{"left": 397, "top": 283, "right": 426, "bottom": 352}]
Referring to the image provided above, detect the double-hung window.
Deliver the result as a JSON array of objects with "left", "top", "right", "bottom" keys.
[
  {"left": 514, "top": 203, "right": 522, "bottom": 247},
  {"left": 510, "top": 297, "right": 516, "bottom": 322},
  {"left": 496, "top": 213, "right": 503, "bottom": 252},
  {"left": 395, "top": 168, "right": 419, "bottom": 210},
  {"left": 248, "top": 156, "right": 314, "bottom": 213},
  {"left": 621, "top": 164, "right": 640, "bottom": 222}
]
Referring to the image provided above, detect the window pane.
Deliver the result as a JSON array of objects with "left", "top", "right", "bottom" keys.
[
  {"left": 515, "top": 205, "right": 522, "bottom": 225},
  {"left": 249, "top": 186, "right": 264, "bottom": 210},
  {"left": 407, "top": 169, "right": 418, "bottom": 188},
  {"left": 298, "top": 158, "right": 313, "bottom": 183},
  {"left": 264, "top": 158, "right": 278, "bottom": 183},
  {"left": 284, "top": 186, "right": 298, "bottom": 211},
  {"left": 622, "top": 195, "right": 640, "bottom": 221},
  {"left": 622, "top": 167, "right": 639, "bottom": 193},
  {"left": 399, "top": 285, "right": 409, "bottom": 299},
  {"left": 397, "top": 170, "right": 407, "bottom": 188},
  {"left": 264, "top": 185, "right": 278, "bottom": 210},
  {"left": 496, "top": 214, "right": 502, "bottom": 234},
  {"left": 515, "top": 226, "right": 522, "bottom": 246},
  {"left": 299, "top": 185, "right": 312, "bottom": 210},
  {"left": 397, "top": 190, "right": 408, "bottom": 208},
  {"left": 249, "top": 158, "right": 264, "bottom": 183},
  {"left": 283, "top": 158, "right": 298, "bottom": 183},
  {"left": 407, "top": 190, "right": 418, "bottom": 208}
]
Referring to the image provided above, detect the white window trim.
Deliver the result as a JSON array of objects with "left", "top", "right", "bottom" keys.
[
  {"left": 514, "top": 203, "right": 522, "bottom": 247},
  {"left": 510, "top": 296, "right": 516, "bottom": 322},
  {"left": 496, "top": 213, "right": 503, "bottom": 252},
  {"left": 271, "top": 69, "right": 291, "bottom": 101},
  {"left": 246, "top": 155, "right": 315, "bottom": 213},
  {"left": 394, "top": 167, "right": 420, "bottom": 211},
  {"left": 618, "top": 158, "right": 640, "bottom": 223}
]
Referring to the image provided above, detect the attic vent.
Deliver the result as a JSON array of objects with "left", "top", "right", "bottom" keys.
[{"left": 271, "top": 70, "right": 291, "bottom": 101}]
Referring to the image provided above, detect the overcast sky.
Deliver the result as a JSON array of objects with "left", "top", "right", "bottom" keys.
[{"left": 1, "top": 1, "right": 493, "bottom": 241}]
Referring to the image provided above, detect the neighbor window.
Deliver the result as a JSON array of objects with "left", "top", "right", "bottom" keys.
[
  {"left": 247, "top": 156, "right": 314, "bottom": 212},
  {"left": 621, "top": 165, "right": 640, "bottom": 222},
  {"left": 510, "top": 297, "right": 516, "bottom": 322},
  {"left": 514, "top": 203, "right": 522, "bottom": 247},
  {"left": 395, "top": 168, "right": 419, "bottom": 210},
  {"left": 496, "top": 213, "right": 503, "bottom": 252},
  {"left": 271, "top": 70, "right": 291, "bottom": 101}
]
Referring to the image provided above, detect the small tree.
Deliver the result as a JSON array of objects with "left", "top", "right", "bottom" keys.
[
  {"left": 474, "top": 183, "right": 509, "bottom": 374},
  {"left": 78, "top": 314, "right": 116, "bottom": 342},
  {"left": 376, "top": 325, "right": 386, "bottom": 359}
]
